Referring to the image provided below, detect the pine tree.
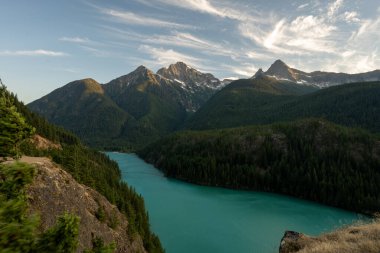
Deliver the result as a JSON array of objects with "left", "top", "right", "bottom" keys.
[{"left": 0, "top": 84, "right": 34, "bottom": 158}]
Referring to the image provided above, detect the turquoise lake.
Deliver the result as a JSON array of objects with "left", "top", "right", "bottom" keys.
[{"left": 107, "top": 152, "right": 364, "bottom": 253}]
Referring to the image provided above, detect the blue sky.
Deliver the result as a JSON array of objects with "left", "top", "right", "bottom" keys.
[{"left": 1, "top": 0, "right": 379, "bottom": 103}]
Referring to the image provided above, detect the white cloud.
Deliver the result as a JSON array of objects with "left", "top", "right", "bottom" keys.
[
  {"left": 0, "top": 50, "right": 67, "bottom": 57},
  {"left": 139, "top": 45, "right": 201, "bottom": 67},
  {"left": 328, "top": 0, "right": 344, "bottom": 19},
  {"left": 59, "top": 37, "right": 90, "bottom": 43},
  {"left": 102, "top": 8, "right": 193, "bottom": 29},
  {"left": 245, "top": 51, "right": 273, "bottom": 60},
  {"left": 222, "top": 64, "right": 257, "bottom": 77},
  {"left": 335, "top": 16, "right": 380, "bottom": 73},
  {"left": 159, "top": 0, "right": 227, "bottom": 17},
  {"left": 263, "top": 19, "right": 286, "bottom": 49},
  {"left": 290, "top": 15, "right": 335, "bottom": 38},
  {"left": 349, "top": 16, "right": 380, "bottom": 42},
  {"left": 343, "top": 11, "right": 360, "bottom": 23},
  {"left": 136, "top": 0, "right": 255, "bottom": 21},
  {"left": 329, "top": 50, "right": 378, "bottom": 73},
  {"left": 297, "top": 3, "right": 309, "bottom": 10},
  {"left": 144, "top": 32, "right": 237, "bottom": 57},
  {"left": 240, "top": 14, "right": 337, "bottom": 55}
]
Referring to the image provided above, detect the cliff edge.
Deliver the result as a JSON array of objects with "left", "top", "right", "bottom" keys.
[{"left": 21, "top": 156, "right": 147, "bottom": 253}]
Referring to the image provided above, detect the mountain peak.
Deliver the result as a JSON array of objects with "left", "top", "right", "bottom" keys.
[
  {"left": 273, "top": 59, "right": 288, "bottom": 67},
  {"left": 134, "top": 65, "right": 150, "bottom": 73},
  {"left": 162, "top": 61, "right": 195, "bottom": 74},
  {"left": 267, "top": 60, "right": 290, "bottom": 73},
  {"left": 65, "top": 78, "right": 103, "bottom": 95},
  {"left": 265, "top": 59, "right": 296, "bottom": 81},
  {"left": 130, "top": 65, "right": 156, "bottom": 80},
  {"left": 252, "top": 68, "right": 264, "bottom": 79},
  {"left": 172, "top": 61, "right": 189, "bottom": 68}
]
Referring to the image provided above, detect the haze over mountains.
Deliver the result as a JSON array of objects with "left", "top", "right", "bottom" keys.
[{"left": 28, "top": 60, "right": 380, "bottom": 150}]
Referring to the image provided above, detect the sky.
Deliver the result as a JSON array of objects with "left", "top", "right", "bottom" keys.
[{"left": 1, "top": 0, "right": 379, "bottom": 103}]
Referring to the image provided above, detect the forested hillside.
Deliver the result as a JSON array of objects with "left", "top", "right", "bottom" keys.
[
  {"left": 1, "top": 85, "right": 163, "bottom": 252},
  {"left": 28, "top": 63, "right": 222, "bottom": 150},
  {"left": 185, "top": 81, "right": 380, "bottom": 133},
  {"left": 139, "top": 119, "right": 380, "bottom": 214}
]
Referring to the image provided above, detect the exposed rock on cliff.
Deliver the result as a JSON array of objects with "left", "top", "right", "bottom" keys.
[{"left": 22, "top": 156, "right": 147, "bottom": 253}]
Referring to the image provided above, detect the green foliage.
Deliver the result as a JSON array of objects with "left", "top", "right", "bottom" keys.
[
  {"left": 139, "top": 119, "right": 380, "bottom": 214},
  {"left": 107, "top": 211, "right": 119, "bottom": 230},
  {"left": 185, "top": 81, "right": 380, "bottom": 133},
  {"left": 34, "top": 213, "right": 79, "bottom": 253},
  {"left": 0, "top": 85, "right": 34, "bottom": 158},
  {"left": 95, "top": 206, "right": 106, "bottom": 223},
  {"left": 0, "top": 162, "right": 38, "bottom": 253},
  {"left": 0, "top": 162, "right": 80, "bottom": 253},
  {"left": 84, "top": 236, "right": 116, "bottom": 253}
]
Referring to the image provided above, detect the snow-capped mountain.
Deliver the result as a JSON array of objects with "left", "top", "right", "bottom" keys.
[{"left": 253, "top": 59, "right": 380, "bottom": 88}]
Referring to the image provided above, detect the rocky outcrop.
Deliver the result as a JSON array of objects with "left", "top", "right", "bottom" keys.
[
  {"left": 30, "top": 134, "right": 61, "bottom": 150},
  {"left": 279, "top": 231, "right": 313, "bottom": 253},
  {"left": 279, "top": 221, "right": 380, "bottom": 253},
  {"left": 22, "top": 156, "right": 146, "bottom": 253}
]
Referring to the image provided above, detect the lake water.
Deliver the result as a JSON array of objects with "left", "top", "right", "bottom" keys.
[{"left": 107, "top": 152, "right": 364, "bottom": 253}]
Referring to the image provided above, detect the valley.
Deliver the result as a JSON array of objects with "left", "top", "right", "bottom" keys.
[
  {"left": 28, "top": 60, "right": 380, "bottom": 150},
  {"left": 3, "top": 59, "right": 380, "bottom": 253},
  {"left": 3, "top": 1, "right": 380, "bottom": 252}
]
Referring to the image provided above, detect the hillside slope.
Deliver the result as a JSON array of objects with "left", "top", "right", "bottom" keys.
[
  {"left": 23, "top": 156, "right": 146, "bottom": 253},
  {"left": 185, "top": 81, "right": 380, "bottom": 133},
  {"left": 28, "top": 63, "right": 223, "bottom": 150},
  {"left": 185, "top": 75, "right": 318, "bottom": 130},
  {"left": 27, "top": 78, "right": 132, "bottom": 149},
  {"left": 2, "top": 84, "right": 163, "bottom": 252},
  {"left": 139, "top": 119, "right": 380, "bottom": 214}
]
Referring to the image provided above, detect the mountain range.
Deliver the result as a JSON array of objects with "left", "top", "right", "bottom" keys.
[
  {"left": 28, "top": 62, "right": 226, "bottom": 149},
  {"left": 253, "top": 59, "right": 380, "bottom": 88},
  {"left": 28, "top": 60, "right": 380, "bottom": 149}
]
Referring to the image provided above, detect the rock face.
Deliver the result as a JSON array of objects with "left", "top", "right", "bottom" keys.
[
  {"left": 23, "top": 156, "right": 146, "bottom": 253},
  {"left": 30, "top": 134, "right": 62, "bottom": 150},
  {"left": 157, "top": 62, "right": 222, "bottom": 90},
  {"left": 254, "top": 59, "right": 380, "bottom": 88},
  {"left": 279, "top": 231, "right": 309, "bottom": 253}
]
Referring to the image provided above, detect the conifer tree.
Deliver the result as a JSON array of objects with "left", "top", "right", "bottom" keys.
[{"left": 0, "top": 84, "right": 34, "bottom": 158}]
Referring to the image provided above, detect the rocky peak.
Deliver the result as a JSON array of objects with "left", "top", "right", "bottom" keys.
[
  {"left": 265, "top": 59, "right": 296, "bottom": 81},
  {"left": 132, "top": 65, "right": 156, "bottom": 78},
  {"left": 105, "top": 65, "right": 158, "bottom": 92},
  {"left": 252, "top": 68, "right": 264, "bottom": 79},
  {"left": 157, "top": 62, "right": 221, "bottom": 89},
  {"left": 168, "top": 61, "right": 189, "bottom": 72},
  {"left": 157, "top": 62, "right": 196, "bottom": 80}
]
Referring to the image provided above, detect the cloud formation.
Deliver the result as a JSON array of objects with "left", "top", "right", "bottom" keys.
[
  {"left": 59, "top": 37, "right": 90, "bottom": 43},
  {"left": 101, "top": 8, "right": 193, "bottom": 29},
  {"left": 93, "top": 0, "right": 379, "bottom": 76},
  {"left": 0, "top": 50, "right": 67, "bottom": 57},
  {"left": 139, "top": 45, "right": 201, "bottom": 67}
]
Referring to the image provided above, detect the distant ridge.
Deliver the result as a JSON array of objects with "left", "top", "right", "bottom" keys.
[{"left": 252, "top": 59, "right": 380, "bottom": 88}]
